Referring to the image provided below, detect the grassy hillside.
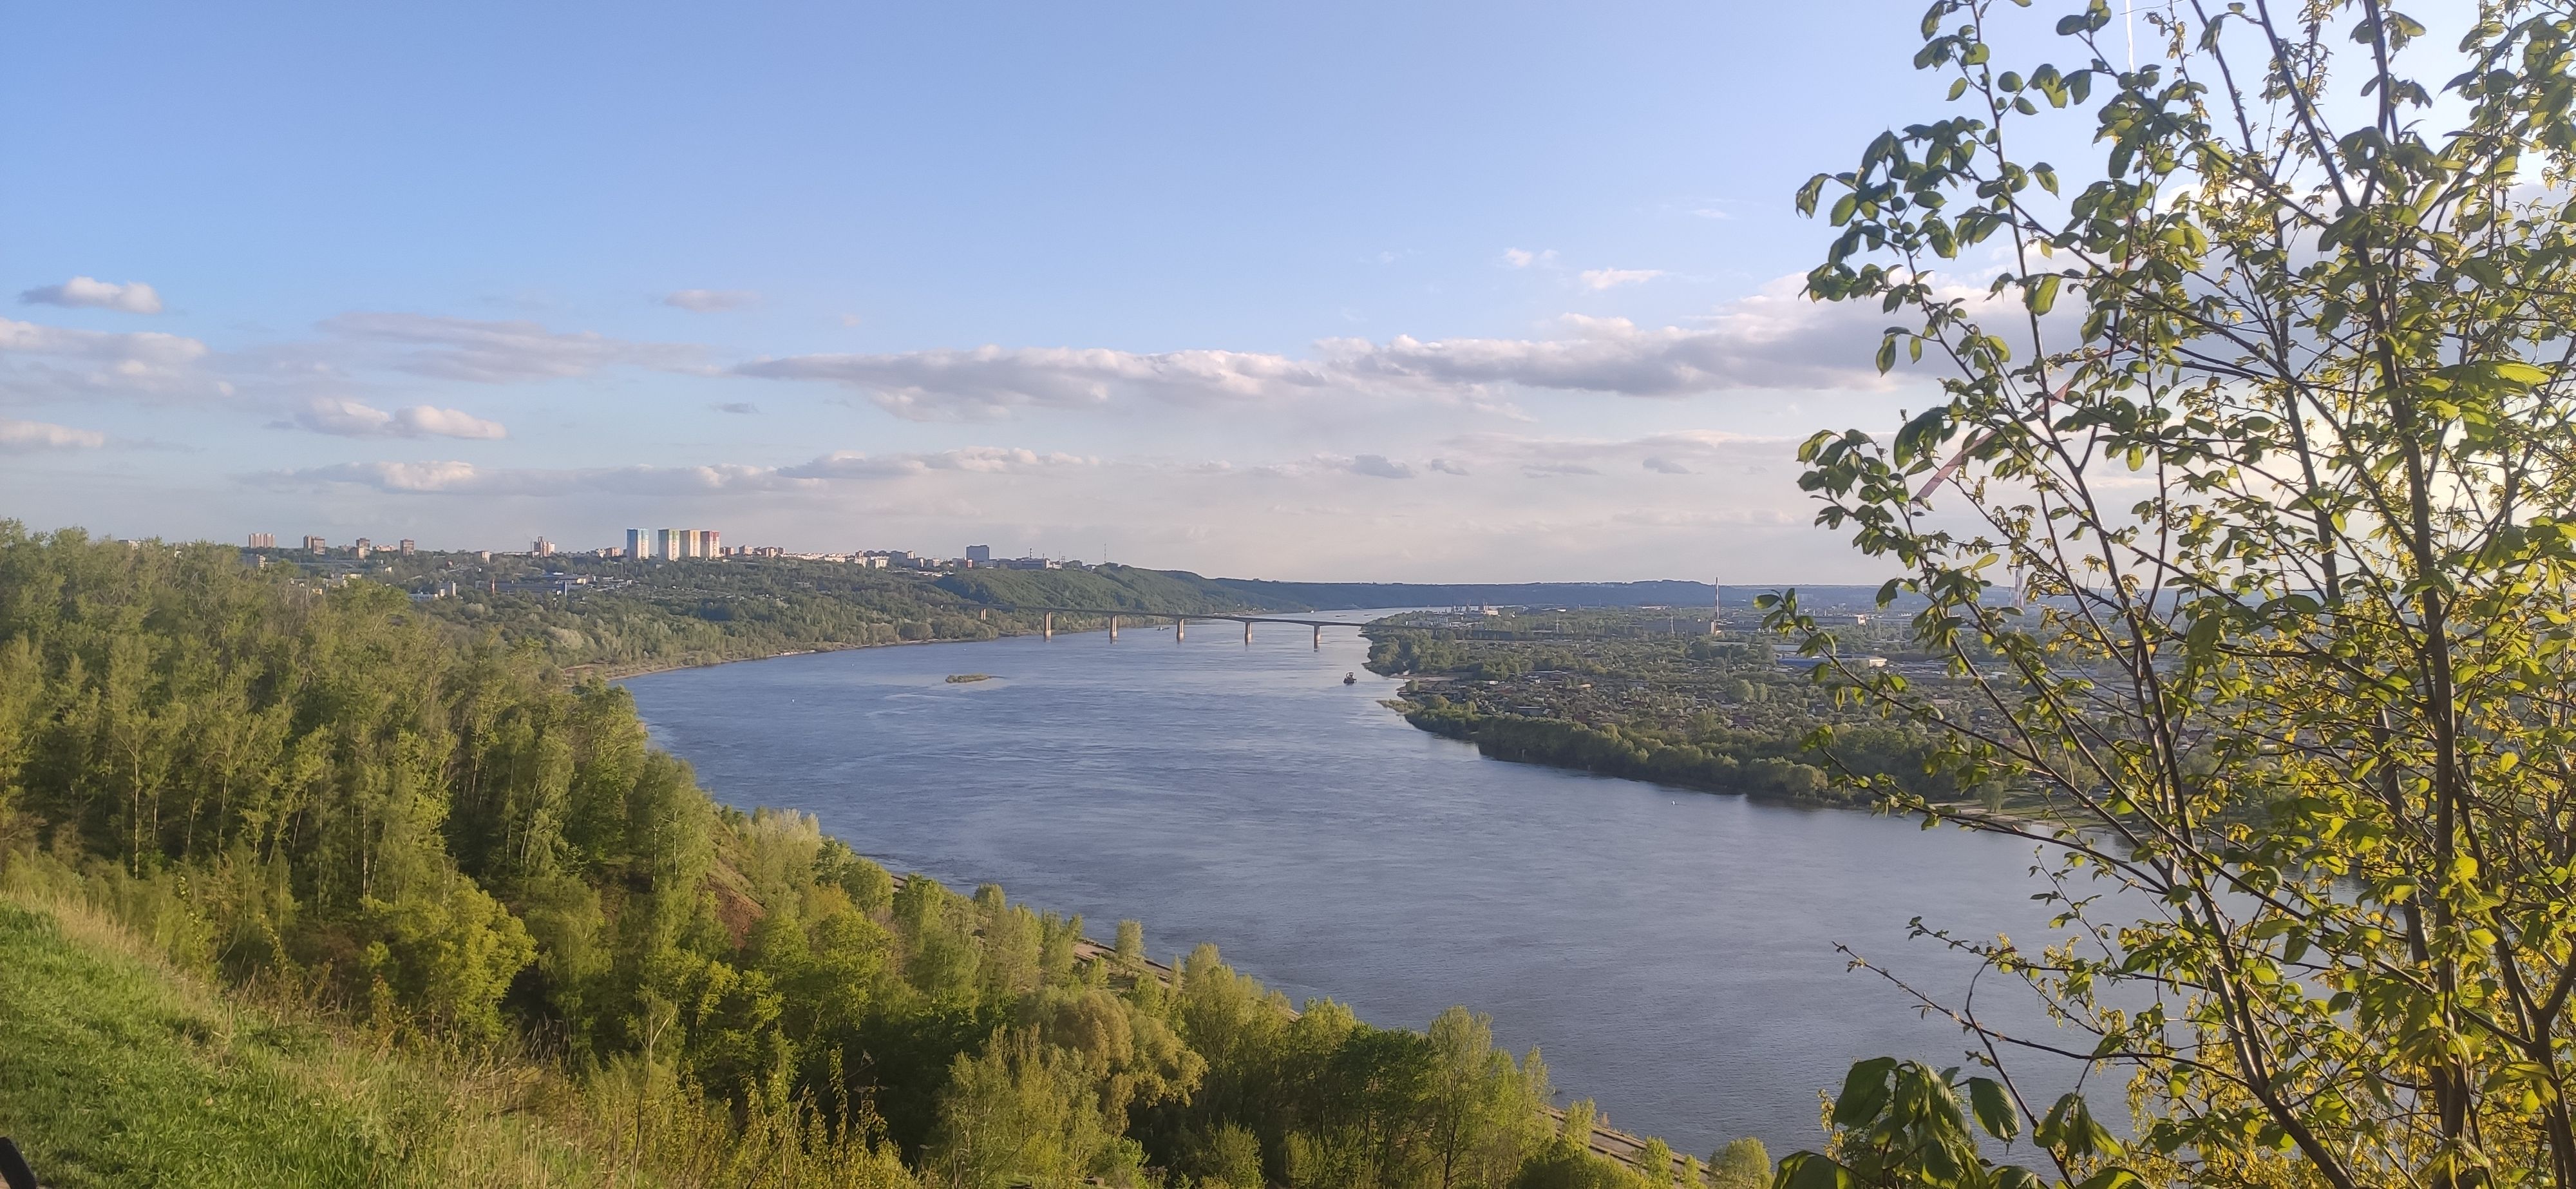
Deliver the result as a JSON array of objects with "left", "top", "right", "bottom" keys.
[{"left": 0, "top": 888, "right": 608, "bottom": 1186}]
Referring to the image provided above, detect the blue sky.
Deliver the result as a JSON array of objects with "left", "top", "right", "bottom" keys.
[{"left": 2, "top": 1, "right": 1973, "bottom": 581}]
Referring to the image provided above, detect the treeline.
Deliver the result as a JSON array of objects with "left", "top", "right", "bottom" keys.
[
  {"left": 0, "top": 524, "right": 1747, "bottom": 1188},
  {"left": 406, "top": 557, "right": 1014, "bottom": 674},
  {"left": 932, "top": 566, "right": 1310, "bottom": 616},
  {"left": 1397, "top": 702, "right": 1956, "bottom": 810}
]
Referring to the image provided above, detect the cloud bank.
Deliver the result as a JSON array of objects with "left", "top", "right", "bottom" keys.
[
  {"left": 296, "top": 397, "right": 507, "bottom": 439},
  {"left": 0, "top": 417, "right": 108, "bottom": 451},
  {"left": 256, "top": 446, "right": 1092, "bottom": 495},
  {"left": 736, "top": 346, "right": 1341, "bottom": 420},
  {"left": 21, "top": 277, "right": 164, "bottom": 314},
  {"left": 322, "top": 312, "right": 702, "bottom": 383},
  {"left": 734, "top": 274, "right": 1930, "bottom": 416}
]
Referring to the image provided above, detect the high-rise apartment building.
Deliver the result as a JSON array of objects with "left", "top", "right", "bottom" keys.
[
  {"left": 303, "top": 535, "right": 327, "bottom": 553},
  {"left": 626, "top": 528, "right": 649, "bottom": 560},
  {"left": 697, "top": 529, "right": 718, "bottom": 557},
  {"left": 654, "top": 528, "right": 683, "bottom": 560},
  {"left": 247, "top": 532, "right": 276, "bottom": 549},
  {"left": 532, "top": 537, "right": 554, "bottom": 557},
  {"left": 399, "top": 540, "right": 415, "bottom": 556},
  {"left": 354, "top": 538, "right": 373, "bottom": 559},
  {"left": 966, "top": 544, "right": 992, "bottom": 563}
]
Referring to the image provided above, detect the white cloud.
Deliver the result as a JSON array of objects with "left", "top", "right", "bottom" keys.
[
  {"left": 1578, "top": 268, "right": 1664, "bottom": 291},
  {"left": 295, "top": 397, "right": 506, "bottom": 439},
  {"left": 321, "top": 312, "right": 701, "bottom": 383},
  {"left": 0, "top": 318, "right": 207, "bottom": 366},
  {"left": 256, "top": 446, "right": 1090, "bottom": 496},
  {"left": 1448, "top": 429, "right": 1788, "bottom": 475},
  {"left": 0, "top": 417, "right": 107, "bottom": 451},
  {"left": 1347, "top": 453, "right": 1415, "bottom": 480},
  {"left": 713, "top": 401, "right": 760, "bottom": 414},
  {"left": 777, "top": 446, "right": 1094, "bottom": 479},
  {"left": 1324, "top": 276, "right": 1933, "bottom": 395},
  {"left": 736, "top": 345, "right": 1338, "bottom": 420},
  {"left": 1502, "top": 249, "right": 1557, "bottom": 269},
  {"left": 1427, "top": 458, "right": 1470, "bottom": 475},
  {"left": 398, "top": 405, "right": 507, "bottom": 439},
  {"left": 276, "top": 459, "right": 485, "bottom": 492},
  {"left": 737, "top": 273, "right": 1924, "bottom": 417},
  {"left": 663, "top": 289, "right": 761, "bottom": 312},
  {"left": 21, "top": 276, "right": 164, "bottom": 314},
  {"left": 0, "top": 316, "right": 220, "bottom": 403}
]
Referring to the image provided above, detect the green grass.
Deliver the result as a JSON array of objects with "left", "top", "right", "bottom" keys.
[{"left": 0, "top": 895, "right": 609, "bottom": 1188}]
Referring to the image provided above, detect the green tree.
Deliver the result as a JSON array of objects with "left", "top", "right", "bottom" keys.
[
  {"left": 1704, "top": 1138, "right": 1764, "bottom": 1189},
  {"left": 1423, "top": 1007, "right": 1549, "bottom": 1189},
  {"left": 1781, "top": 0, "right": 2576, "bottom": 1184},
  {"left": 1200, "top": 1122, "right": 1266, "bottom": 1189},
  {"left": 931, "top": 1029, "right": 1122, "bottom": 1189}
]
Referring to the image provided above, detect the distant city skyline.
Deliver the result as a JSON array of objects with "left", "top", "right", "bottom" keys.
[{"left": 1, "top": 1, "right": 1986, "bottom": 582}]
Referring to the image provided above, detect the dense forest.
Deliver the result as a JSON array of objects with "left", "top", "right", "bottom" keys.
[
  {"left": 1364, "top": 612, "right": 1973, "bottom": 811},
  {"left": 314, "top": 556, "right": 1293, "bottom": 676},
  {"left": 0, "top": 524, "right": 1753, "bottom": 1187}
]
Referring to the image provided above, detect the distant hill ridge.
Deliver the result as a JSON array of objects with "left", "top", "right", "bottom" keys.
[{"left": 937, "top": 566, "right": 1909, "bottom": 615}]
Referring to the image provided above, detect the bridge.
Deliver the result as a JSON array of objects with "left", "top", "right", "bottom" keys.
[{"left": 974, "top": 605, "right": 1374, "bottom": 647}]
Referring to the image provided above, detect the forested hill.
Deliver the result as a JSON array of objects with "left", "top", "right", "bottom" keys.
[
  {"left": 0, "top": 524, "right": 1745, "bottom": 1186},
  {"left": 947, "top": 571, "right": 1908, "bottom": 615},
  {"left": 932, "top": 565, "right": 1314, "bottom": 613},
  {"left": 1202, "top": 580, "right": 1912, "bottom": 614}
]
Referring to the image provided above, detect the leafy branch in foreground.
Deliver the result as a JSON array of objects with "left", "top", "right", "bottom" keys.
[{"left": 1774, "top": 0, "right": 2576, "bottom": 1185}]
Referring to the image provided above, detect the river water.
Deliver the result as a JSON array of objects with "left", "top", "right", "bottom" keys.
[{"left": 626, "top": 616, "right": 2099, "bottom": 1157}]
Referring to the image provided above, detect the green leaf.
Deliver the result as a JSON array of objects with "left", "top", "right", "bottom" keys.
[
  {"left": 1832, "top": 1058, "right": 1897, "bottom": 1127},
  {"left": 2027, "top": 274, "right": 2062, "bottom": 314},
  {"left": 2494, "top": 361, "right": 2550, "bottom": 386},
  {"left": 2074, "top": 1171, "right": 2143, "bottom": 1189},
  {"left": 1777, "top": 1152, "right": 1856, "bottom": 1189},
  {"left": 1969, "top": 1076, "right": 2021, "bottom": 1140}
]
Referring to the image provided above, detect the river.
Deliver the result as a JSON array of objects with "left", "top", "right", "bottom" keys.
[{"left": 625, "top": 615, "right": 2100, "bottom": 1158}]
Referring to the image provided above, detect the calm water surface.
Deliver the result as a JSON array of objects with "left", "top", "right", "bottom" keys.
[{"left": 627, "top": 617, "right": 2094, "bottom": 1156}]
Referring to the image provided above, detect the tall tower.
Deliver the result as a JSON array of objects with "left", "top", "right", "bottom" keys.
[{"left": 1710, "top": 576, "right": 1721, "bottom": 634}]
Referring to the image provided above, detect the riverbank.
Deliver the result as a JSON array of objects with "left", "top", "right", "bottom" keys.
[{"left": 625, "top": 621, "right": 2089, "bottom": 1154}]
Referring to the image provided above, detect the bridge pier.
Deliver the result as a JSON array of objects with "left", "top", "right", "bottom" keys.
[
  {"left": 1313, "top": 624, "right": 1321, "bottom": 650},
  {"left": 1109, "top": 614, "right": 1119, "bottom": 641},
  {"left": 1043, "top": 612, "right": 1052, "bottom": 640},
  {"left": 1243, "top": 620, "right": 1252, "bottom": 645},
  {"left": 1175, "top": 616, "right": 1184, "bottom": 642}
]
